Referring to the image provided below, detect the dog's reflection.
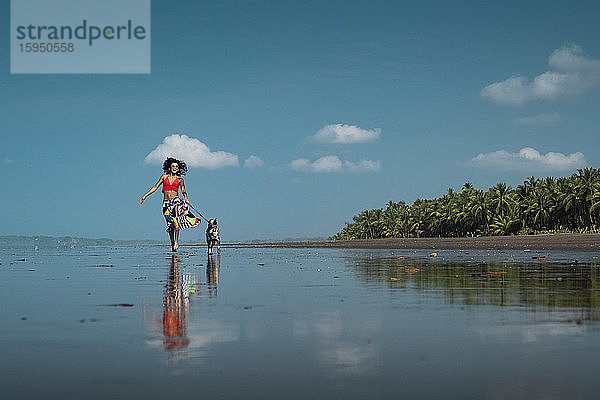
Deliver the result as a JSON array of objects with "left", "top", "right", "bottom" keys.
[
  {"left": 207, "top": 254, "right": 220, "bottom": 297},
  {"left": 163, "top": 254, "right": 190, "bottom": 351}
]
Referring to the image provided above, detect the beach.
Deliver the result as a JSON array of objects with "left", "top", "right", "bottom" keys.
[
  {"left": 232, "top": 233, "right": 600, "bottom": 251},
  {"left": 2, "top": 240, "right": 600, "bottom": 399}
]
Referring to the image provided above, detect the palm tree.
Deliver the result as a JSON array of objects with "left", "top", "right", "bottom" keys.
[
  {"left": 488, "top": 182, "right": 513, "bottom": 218},
  {"left": 526, "top": 188, "right": 555, "bottom": 229},
  {"left": 330, "top": 168, "right": 600, "bottom": 240},
  {"left": 428, "top": 189, "right": 459, "bottom": 237},
  {"left": 468, "top": 190, "right": 489, "bottom": 235},
  {"left": 359, "top": 209, "right": 384, "bottom": 239},
  {"left": 410, "top": 199, "right": 431, "bottom": 237},
  {"left": 490, "top": 215, "right": 520, "bottom": 235},
  {"left": 556, "top": 177, "right": 581, "bottom": 229},
  {"left": 575, "top": 167, "right": 600, "bottom": 227},
  {"left": 456, "top": 183, "right": 477, "bottom": 236},
  {"left": 381, "top": 201, "right": 409, "bottom": 238}
]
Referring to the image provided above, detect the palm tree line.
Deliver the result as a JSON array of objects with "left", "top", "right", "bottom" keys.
[{"left": 331, "top": 168, "right": 600, "bottom": 240}]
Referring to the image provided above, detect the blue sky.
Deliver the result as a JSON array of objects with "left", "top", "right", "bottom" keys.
[{"left": 2, "top": 0, "right": 600, "bottom": 241}]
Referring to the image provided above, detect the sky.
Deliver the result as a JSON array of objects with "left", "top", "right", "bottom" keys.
[{"left": 2, "top": 0, "right": 600, "bottom": 242}]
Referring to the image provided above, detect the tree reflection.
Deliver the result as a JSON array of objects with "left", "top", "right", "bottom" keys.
[{"left": 351, "top": 256, "right": 600, "bottom": 321}]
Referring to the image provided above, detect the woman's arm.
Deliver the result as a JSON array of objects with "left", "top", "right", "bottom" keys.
[
  {"left": 140, "top": 175, "right": 165, "bottom": 204},
  {"left": 180, "top": 178, "right": 189, "bottom": 203}
]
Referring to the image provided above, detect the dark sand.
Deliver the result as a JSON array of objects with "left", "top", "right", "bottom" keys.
[{"left": 226, "top": 233, "right": 600, "bottom": 251}]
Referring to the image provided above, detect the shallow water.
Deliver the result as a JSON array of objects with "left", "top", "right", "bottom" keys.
[{"left": 1, "top": 245, "right": 599, "bottom": 399}]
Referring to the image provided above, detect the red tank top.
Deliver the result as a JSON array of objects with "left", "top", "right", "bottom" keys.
[{"left": 162, "top": 176, "right": 179, "bottom": 192}]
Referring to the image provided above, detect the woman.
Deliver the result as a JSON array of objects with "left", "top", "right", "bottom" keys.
[{"left": 140, "top": 157, "right": 200, "bottom": 251}]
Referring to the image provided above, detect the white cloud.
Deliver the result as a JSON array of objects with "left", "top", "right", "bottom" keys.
[
  {"left": 549, "top": 45, "right": 600, "bottom": 72},
  {"left": 481, "top": 44, "right": 600, "bottom": 105},
  {"left": 514, "top": 113, "right": 562, "bottom": 127},
  {"left": 291, "top": 156, "right": 381, "bottom": 173},
  {"left": 144, "top": 134, "right": 238, "bottom": 169},
  {"left": 320, "top": 341, "right": 377, "bottom": 374},
  {"left": 343, "top": 159, "right": 381, "bottom": 172},
  {"left": 310, "top": 124, "right": 380, "bottom": 144},
  {"left": 244, "top": 155, "right": 264, "bottom": 169},
  {"left": 470, "top": 147, "right": 587, "bottom": 172},
  {"left": 292, "top": 156, "right": 342, "bottom": 172}
]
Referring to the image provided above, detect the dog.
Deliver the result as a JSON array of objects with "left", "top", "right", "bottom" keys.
[{"left": 206, "top": 218, "right": 221, "bottom": 255}]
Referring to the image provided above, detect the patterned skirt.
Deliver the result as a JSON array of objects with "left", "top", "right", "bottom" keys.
[{"left": 162, "top": 198, "right": 200, "bottom": 232}]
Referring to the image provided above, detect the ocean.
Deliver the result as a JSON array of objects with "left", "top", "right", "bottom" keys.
[{"left": 1, "top": 238, "right": 599, "bottom": 399}]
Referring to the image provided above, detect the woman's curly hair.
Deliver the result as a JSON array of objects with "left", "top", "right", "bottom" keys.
[{"left": 162, "top": 157, "right": 188, "bottom": 176}]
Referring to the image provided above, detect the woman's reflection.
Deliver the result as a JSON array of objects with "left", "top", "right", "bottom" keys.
[
  {"left": 160, "top": 253, "right": 221, "bottom": 351},
  {"left": 163, "top": 254, "right": 190, "bottom": 350}
]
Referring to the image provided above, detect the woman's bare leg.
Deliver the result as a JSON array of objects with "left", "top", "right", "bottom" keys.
[
  {"left": 169, "top": 230, "right": 176, "bottom": 251},
  {"left": 174, "top": 230, "right": 179, "bottom": 251}
]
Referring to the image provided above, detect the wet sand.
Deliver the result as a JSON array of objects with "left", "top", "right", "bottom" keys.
[
  {"left": 2, "top": 242, "right": 599, "bottom": 399},
  {"left": 228, "top": 233, "right": 600, "bottom": 251}
]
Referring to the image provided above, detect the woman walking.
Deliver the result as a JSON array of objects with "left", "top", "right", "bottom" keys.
[{"left": 140, "top": 157, "right": 200, "bottom": 251}]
